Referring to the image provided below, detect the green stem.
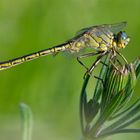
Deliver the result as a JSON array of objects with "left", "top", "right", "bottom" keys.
[
  {"left": 80, "top": 74, "right": 90, "bottom": 136},
  {"left": 20, "top": 103, "right": 33, "bottom": 140}
]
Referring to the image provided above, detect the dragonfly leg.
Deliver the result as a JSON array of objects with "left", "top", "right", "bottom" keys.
[
  {"left": 100, "top": 61, "right": 108, "bottom": 67},
  {"left": 107, "top": 51, "right": 123, "bottom": 72},
  {"left": 116, "top": 57, "right": 123, "bottom": 67},
  {"left": 109, "top": 59, "right": 119, "bottom": 71},
  {"left": 109, "top": 56, "right": 129, "bottom": 74},
  {"left": 84, "top": 51, "right": 108, "bottom": 79},
  {"left": 77, "top": 57, "right": 88, "bottom": 70},
  {"left": 94, "top": 75, "right": 105, "bottom": 88},
  {"left": 116, "top": 51, "right": 128, "bottom": 65},
  {"left": 77, "top": 51, "right": 103, "bottom": 71},
  {"left": 116, "top": 51, "right": 130, "bottom": 71},
  {"left": 109, "top": 53, "right": 128, "bottom": 73}
]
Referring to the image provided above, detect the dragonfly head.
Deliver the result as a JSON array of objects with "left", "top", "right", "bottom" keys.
[{"left": 115, "top": 31, "right": 130, "bottom": 49}]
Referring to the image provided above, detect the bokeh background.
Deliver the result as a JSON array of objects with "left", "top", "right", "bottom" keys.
[{"left": 0, "top": 0, "right": 140, "bottom": 140}]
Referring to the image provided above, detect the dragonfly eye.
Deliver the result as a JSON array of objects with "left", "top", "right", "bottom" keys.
[
  {"left": 121, "top": 31, "right": 127, "bottom": 40},
  {"left": 116, "top": 31, "right": 130, "bottom": 49}
]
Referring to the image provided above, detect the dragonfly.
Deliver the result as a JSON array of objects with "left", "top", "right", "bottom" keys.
[{"left": 0, "top": 22, "right": 130, "bottom": 75}]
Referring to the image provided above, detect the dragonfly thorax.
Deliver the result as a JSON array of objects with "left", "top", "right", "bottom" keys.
[{"left": 114, "top": 31, "right": 130, "bottom": 49}]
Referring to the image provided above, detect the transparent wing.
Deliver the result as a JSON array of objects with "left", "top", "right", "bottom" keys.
[
  {"left": 69, "top": 21, "right": 127, "bottom": 43},
  {"left": 76, "top": 26, "right": 92, "bottom": 35},
  {"left": 76, "top": 21, "right": 127, "bottom": 36},
  {"left": 101, "top": 21, "right": 127, "bottom": 33}
]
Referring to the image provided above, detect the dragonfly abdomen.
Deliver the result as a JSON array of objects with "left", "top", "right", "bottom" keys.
[{"left": 0, "top": 43, "right": 69, "bottom": 70}]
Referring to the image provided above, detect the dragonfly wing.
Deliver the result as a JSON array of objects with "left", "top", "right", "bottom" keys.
[
  {"left": 101, "top": 21, "right": 127, "bottom": 33},
  {"left": 76, "top": 26, "right": 93, "bottom": 35},
  {"left": 76, "top": 21, "right": 127, "bottom": 37}
]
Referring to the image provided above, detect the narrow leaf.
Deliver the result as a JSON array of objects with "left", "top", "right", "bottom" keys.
[{"left": 20, "top": 103, "right": 33, "bottom": 140}]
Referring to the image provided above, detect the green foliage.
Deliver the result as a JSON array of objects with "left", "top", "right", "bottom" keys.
[
  {"left": 0, "top": 0, "right": 140, "bottom": 140},
  {"left": 80, "top": 56, "right": 140, "bottom": 140},
  {"left": 20, "top": 103, "right": 33, "bottom": 140}
]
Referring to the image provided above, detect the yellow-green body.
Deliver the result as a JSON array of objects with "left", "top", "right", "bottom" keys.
[{"left": 0, "top": 22, "right": 129, "bottom": 70}]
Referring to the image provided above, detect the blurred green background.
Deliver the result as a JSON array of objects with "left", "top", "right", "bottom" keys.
[{"left": 0, "top": 0, "right": 140, "bottom": 140}]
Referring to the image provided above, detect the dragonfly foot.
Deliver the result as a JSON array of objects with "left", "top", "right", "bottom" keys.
[
  {"left": 83, "top": 70, "right": 92, "bottom": 79},
  {"left": 94, "top": 75, "right": 105, "bottom": 88}
]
